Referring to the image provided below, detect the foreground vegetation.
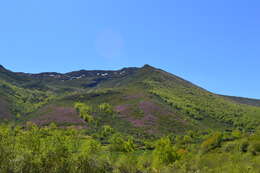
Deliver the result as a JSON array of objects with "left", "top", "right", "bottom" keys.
[{"left": 0, "top": 123, "right": 259, "bottom": 173}]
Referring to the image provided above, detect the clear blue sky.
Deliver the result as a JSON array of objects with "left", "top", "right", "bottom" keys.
[{"left": 0, "top": 1, "right": 260, "bottom": 98}]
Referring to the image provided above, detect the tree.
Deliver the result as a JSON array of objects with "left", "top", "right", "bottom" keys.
[
  {"left": 74, "top": 102, "right": 94, "bottom": 123},
  {"left": 152, "top": 137, "right": 179, "bottom": 167}
]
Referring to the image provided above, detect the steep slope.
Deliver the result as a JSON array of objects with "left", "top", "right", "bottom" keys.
[
  {"left": 0, "top": 78, "right": 54, "bottom": 120},
  {"left": 110, "top": 65, "right": 260, "bottom": 130},
  {"left": 0, "top": 64, "right": 260, "bottom": 137},
  {"left": 0, "top": 65, "right": 31, "bottom": 85},
  {"left": 220, "top": 95, "right": 260, "bottom": 107}
]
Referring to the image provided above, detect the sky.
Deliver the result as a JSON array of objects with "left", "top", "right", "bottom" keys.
[{"left": 0, "top": 1, "right": 260, "bottom": 98}]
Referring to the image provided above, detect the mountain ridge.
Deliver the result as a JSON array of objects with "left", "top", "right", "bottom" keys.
[
  {"left": 1, "top": 64, "right": 258, "bottom": 100},
  {"left": 1, "top": 64, "right": 260, "bottom": 136}
]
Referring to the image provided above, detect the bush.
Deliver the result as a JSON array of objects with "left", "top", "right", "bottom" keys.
[
  {"left": 99, "top": 103, "right": 113, "bottom": 115},
  {"left": 223, "top": 142, "right": 239, "bottom": 152},
  {"left": 249, "top": 141, "right": 260, "bottom": 155},
  {"left": 114, "top": 155, "right": 139, "bottom": 173},
  {"left": 80, "top": 138, "right": 101, "bottom": 154},
  {"left": 152, "top": 137, "right": 179, "bottom": 167},
  {"left": 231, "top": 130, "right": 242, "bottom": 139},
  {"left": 201, "top": 132, "right": 223, "bottom": 153},
  {"left": 74, "top": 102, "right": 94, "bottom": 123},
  {"left": 100, "top": 125, "right": 114, "bottom": 138},
  {"left": 109, "top": 133, "right": 135, "bottom": 152}
]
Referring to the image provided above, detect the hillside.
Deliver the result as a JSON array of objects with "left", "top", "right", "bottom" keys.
[
  {"left": 0, "top": 64, "right": 260, "bottom": 137},
  {"left": 220, "top": 95, "right": 260, "bottom": 107}
]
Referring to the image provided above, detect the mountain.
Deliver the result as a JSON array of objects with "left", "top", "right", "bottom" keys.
[
  {"left": 1, "top": 64, "right": 260, "bottom": 137},
  {"left": 220, "top": 95, "right": 260, "bottom": 107}
]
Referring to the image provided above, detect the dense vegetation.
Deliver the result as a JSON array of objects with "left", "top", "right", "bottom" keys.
[
  {"left": 0, "top": 123, "right": 259, "bottom": 173},
  {"left": 147, "top": 79, "right": 260, "bottom": 130},
  {"left": 0, "top": 80, "right": 53, "bottom": 118}
]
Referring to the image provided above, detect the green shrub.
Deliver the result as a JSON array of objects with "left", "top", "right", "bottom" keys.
[
  {"left": 80, "top": 138, "right": 101, "bottom": 154},
  {"left": 109, "top": 133, "right": 135, "bottom": 152},
  {"left": 201, "top": 132, "right": 223, "bottom": 153},
  {"left": 231, "top": 130, "right": 242, "bottom": 139},
  {"left": 99, "top": 103, "right": 114, "bottom": 115},
  {"left": 74, "top": 102, "right": 94, "bottom": 123},
  {"left": 223, "top": 141, "right": 239, "bottom": 152},
  {"left": 152, "top": 137, "right": 179, "bottom": 167},
  {"left": 249, "top": 141, "right": 260, "bottom": 155},
  {"left": 114, "top": 155, "right": 140, "bottom": 173},
  {"left": 100, "top": 125, "right": 114, "bottom": 138}
]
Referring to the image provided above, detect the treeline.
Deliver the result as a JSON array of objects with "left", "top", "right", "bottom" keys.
[{"left": 0, "top": 123, "right": 259, "bottom": 173}]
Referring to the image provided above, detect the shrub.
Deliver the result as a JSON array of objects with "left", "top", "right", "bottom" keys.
[
  {"left": 201, "top": 132, "right": 223, "bottom": 153},
  {"left": 74, "top": 102, "right": 94, "bottom": 123},
  {"left": 100, "top": 125, "right": 114, "bottom": 138},
  {"left": 80, "top": 138, "right": 101, "bottom": 154},
  {"left": 152, "top": 137, "right": 179, "bottom": 167},
  {"left": 231, "top": 130, "right": 242, "bottom": 139},
  {"left": 99, "top": 103, "right": 113, "bottom": 115},
  {"left": 248, "top": 141, "right": 260, "bottom": 155},
  {"left": 109, "top": 133, "right": 135, "bottom": 152},
  {"left": 223, "top": 142, "right": 239, "bottom": 152},
  {"left": 114, "top": 155, "right": 139, "bottom": 173}
]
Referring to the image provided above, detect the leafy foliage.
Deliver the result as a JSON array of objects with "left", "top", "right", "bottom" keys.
[
  {"left": 201, "top": 132, "right": 223, "bottom": 153},
  {"left": 108, "top": 133, "right": 135, "bottom": 152},
  {"left": 147, "top": 79, "right": 260, "bottom": 130},
  {"left": 74, "top": 102, "right": 94, "bottom": 123},
  {"left": 152, "top": 137, "right": 179, "bottom": 167},
  {"left": 0, "top": 80, "right": 54, "bottom": 117},
  {"left": 0, "top": 124, "right": 259, "bottom": 172},
  {"left": 99, "top": 103, "right": 114, "bottom": 115}
]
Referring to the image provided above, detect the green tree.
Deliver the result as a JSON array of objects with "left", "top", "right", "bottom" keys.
[
  {"left": 74, "top": 102, "right": 94, "bottom": 123},
  {"left": 152, "top": 137, "right": 179, "bottom": 167}
]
